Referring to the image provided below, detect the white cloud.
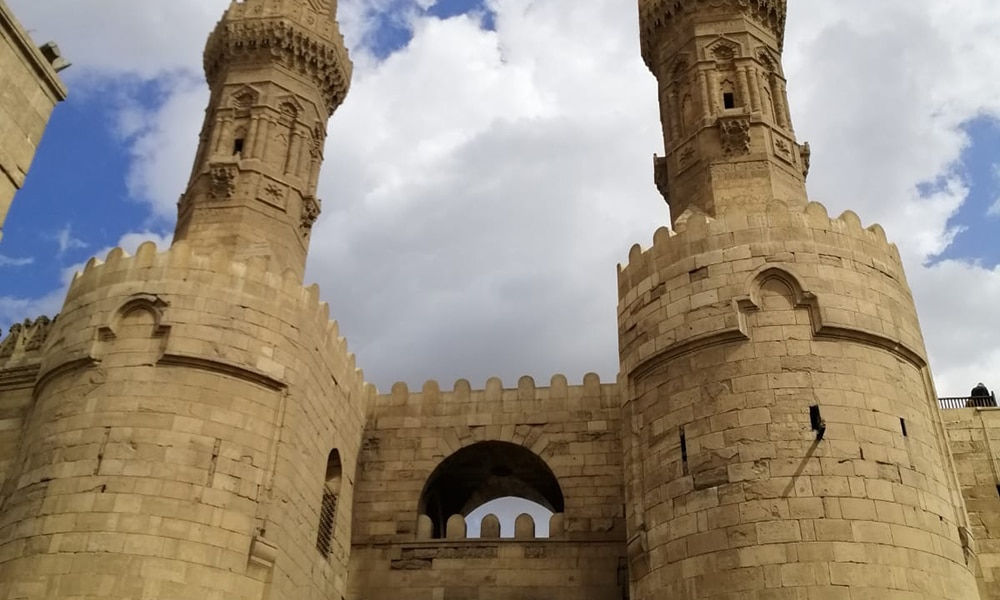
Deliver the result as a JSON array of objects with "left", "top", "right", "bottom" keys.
[
  {"left": 50, "top": 224, "right": 87, "bottom": 256},
  {"left": 0, "top": 255, "right": 34, "bottom": 267},
  {"left": 6, "top": 0, "right": 1000, "bottom": 397},
  {"left": 989, "top": 165, "right": 1000, "bottom": 217}
]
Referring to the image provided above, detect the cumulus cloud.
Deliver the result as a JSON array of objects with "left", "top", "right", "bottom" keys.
[{"left": 5, "top": 0, "right": 1000, "bottom": 396}]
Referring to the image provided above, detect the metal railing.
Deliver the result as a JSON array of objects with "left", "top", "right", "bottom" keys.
[{"left": 939, "top": 394, "right": 998, "bottom": 410}]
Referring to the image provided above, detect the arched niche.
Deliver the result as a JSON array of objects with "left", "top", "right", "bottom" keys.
[{"left": 418, "top": 441, "right": 564, "bottom": 539}]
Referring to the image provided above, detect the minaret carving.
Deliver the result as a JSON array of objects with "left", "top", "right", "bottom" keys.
[
  {"left": 642, "top": 0, "right": 808, "bottom": 225},
  {"left": 173, "top": 0, "right": 351, "bottom": 280}
]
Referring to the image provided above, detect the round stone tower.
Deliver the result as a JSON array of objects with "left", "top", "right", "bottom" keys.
[
  {"left": 0, "top": 2, "right": 369, "bottom": 600},
  {"left": 618, "top": 1, "right": 980, "bottom": 598}
]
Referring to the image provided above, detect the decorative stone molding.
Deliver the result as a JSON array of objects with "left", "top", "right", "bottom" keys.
[
  {"left": 208, "top": 163, "right": 238, "bottom": 200},
  {"left": 718, "top": 117, "right": 751, "bottom": 156},
  {"left": 204, "top": 17, "right": 351, "bottom": 116},
  {"left": 638, "top": 0, "right": 787, "bottom": 67}
]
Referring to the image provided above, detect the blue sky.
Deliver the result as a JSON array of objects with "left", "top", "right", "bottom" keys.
[
  {"left": 2, "top": 1, "right": 999, "bottom": 398},
  {"left": 935, "top": 116, "right": 1000, "bottom": 267}
]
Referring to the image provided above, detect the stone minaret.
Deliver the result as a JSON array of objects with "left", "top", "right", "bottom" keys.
[
  {"left": 174, "top": 0, "right": 352, "bottom": 281},
  {"left": 0, "top": 2, "right": 370, "bottom": 599},
  {"left": 619, "top": 1, "right": 981, "bottom": 598},
  {"left": 642, "top": 0, "right": 807, "bottom": 224}
]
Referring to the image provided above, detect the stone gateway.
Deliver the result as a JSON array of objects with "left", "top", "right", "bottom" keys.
[{"left": 0, "top": 1, "right": 998, "bottom": 599}]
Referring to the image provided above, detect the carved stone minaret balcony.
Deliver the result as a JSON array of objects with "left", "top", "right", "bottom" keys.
[
  {"left": 173, "top": 0, "right": 352, "bottom": 280},
  {"left": 640, "top": 0, "right": 809, "bottom": 225}
]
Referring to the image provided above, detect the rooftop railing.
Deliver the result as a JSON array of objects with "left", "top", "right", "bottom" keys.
[{"left": 939, "top": 394, "right": 998, "bottom": 410}]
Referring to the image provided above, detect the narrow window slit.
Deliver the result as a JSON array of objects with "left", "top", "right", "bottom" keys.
[
  {"left": 680, "top": 427, "right": 688, "bottom": 475},
  {"left": 810, "top": 405, "right": 826, "bottom": 440},
  {"left": 900, "top": 418, "right": 908, "bottom": 437}
]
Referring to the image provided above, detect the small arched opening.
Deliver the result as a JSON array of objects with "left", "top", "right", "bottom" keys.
[
  {"left": 316, "top": 449, "right": 342, "bottom": 558},
  {"left": 418, "top": 441, "right": 564, "bottom": 539}
]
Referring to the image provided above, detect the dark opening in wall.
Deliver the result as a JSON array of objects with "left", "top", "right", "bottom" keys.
[
  {"left": 418, "top": 441, "right": 564, "bottom": 539},
  {"left": 680, "top": 427, "right": 688, "bottom": 475},
  {"left": 723, "top": 92, "right": 736, "bottom": 109},
  {"left": 900, "top": 418, "right": 908, "bottom": 437},
  {"left": 233, "top": 138, "right": 245, "bottom": 156},
  {"left": 810, "top": 405, "right": 826, "bottom": 440}
]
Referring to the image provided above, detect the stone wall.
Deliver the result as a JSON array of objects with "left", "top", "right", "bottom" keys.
[
  {"left": 0, "top": 0, "right": 67, "bottom": 241},
  {"left": 0, "top": 318, "right": 55, "bottom": 484},
  {"left": 0, "top": 242, "right": 371, "bottom": 600},
  {"left": 349, "top": 375, "right": 627, "bottom": 599},
  {"left": 944, "top": 408, "right": 1000, "bottom": 599}
]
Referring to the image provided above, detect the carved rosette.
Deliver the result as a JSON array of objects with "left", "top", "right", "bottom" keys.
[
  {"left": 301, "top": 196, "right": 321, "bottom": 235},
  {"left": 719, "top": 117, "right": 751, "bottom": 157},
  {"left": 208, "top": 164, "right": 239, "bottom": 200}
]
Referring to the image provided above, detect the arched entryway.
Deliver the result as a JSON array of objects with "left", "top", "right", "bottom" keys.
[{"left": 418, "top": 441, "right": 564, "bottom": 538}]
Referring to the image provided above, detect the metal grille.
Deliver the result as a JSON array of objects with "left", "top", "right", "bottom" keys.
[{"left": 316, "top": 484, "right": 338, "bottom": 558}]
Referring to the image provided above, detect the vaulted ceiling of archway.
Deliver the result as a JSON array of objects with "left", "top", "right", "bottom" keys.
[{"left": 420, "top": 441, "right": 565, "bottom": 524}]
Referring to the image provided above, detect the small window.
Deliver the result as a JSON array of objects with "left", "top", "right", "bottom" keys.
[
  {"left": 680, "top": 427, "right": 688, "bottom": 475},
  {"left": 723, "top": 93, "right": 736, "bottom": 110},
  {"left": 233, "top": 138, "right": 245, "bottom": 156},
  {"left": 316, "top": 449, "right": 342, "bottom": 558},
  {"left": 900, "top": 418, "right": 908, "bottom": 437}
]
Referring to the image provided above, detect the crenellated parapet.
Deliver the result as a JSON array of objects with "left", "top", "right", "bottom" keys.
[
  {"left": 617, "top": 200, "right": 923, "bottom": 378},
  {"left": 204, "top": 0, "right": 352, "bottom": 116},
  {"left": 375, "top": 372, "right": 615, "bottom": 414},
  {"left": 51, "top": 240, "right": 372, "bottom": 401}
]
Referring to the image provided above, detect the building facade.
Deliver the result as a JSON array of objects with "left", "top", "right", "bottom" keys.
[
  {"left": 0, "top": 1, "right": 998, "bottom": 599},
  {"left": 0, "top": 0, "right": 67, "bottom": 242}
]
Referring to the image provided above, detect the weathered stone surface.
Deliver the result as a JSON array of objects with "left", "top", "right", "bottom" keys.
[{"left": 0, "top": 0, "right": 67, "bottom": 242}]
